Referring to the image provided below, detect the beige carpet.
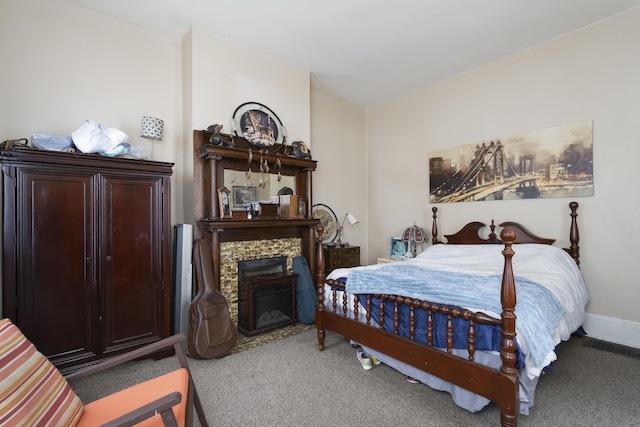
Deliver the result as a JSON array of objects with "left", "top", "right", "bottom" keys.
[
  {"left": 231, "top": 322, "right": 315, "bottom": 355},
  {"left": 70, "top": 329, "right": 640, "bottom": 426}
]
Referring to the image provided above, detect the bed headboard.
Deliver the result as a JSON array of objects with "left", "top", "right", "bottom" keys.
[
  {"left": 441, "top": 220, "right": 556, "bottom": 245},
  {"left": 440, "top": 220, "right": 499, "bottom": 244},
  {"left": 431, "top": 201, "right": 580, "bottom": 265}
]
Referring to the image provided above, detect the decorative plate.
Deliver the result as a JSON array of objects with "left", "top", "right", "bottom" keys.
[
  {"left": 312, "top": 203, "right": 338, "bottom": 244},
  {"left": 232, "top": 102, "right": 286, "bottom": 148}
]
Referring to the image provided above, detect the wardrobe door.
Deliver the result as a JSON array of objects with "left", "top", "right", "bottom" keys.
[
  {"left": 99, "top": 173, "right": 168, "bottom": 354},
  {"left": 17, "top": 168, "right": 98, "bottom": 368}
]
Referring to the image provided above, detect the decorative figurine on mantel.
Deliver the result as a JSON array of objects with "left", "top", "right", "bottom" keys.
[
  {"left": 291, "top": 140, "right": 312, "bottom": 160},
  {"left": 207, "top": 124, "right": 235, "bottom": 147}
]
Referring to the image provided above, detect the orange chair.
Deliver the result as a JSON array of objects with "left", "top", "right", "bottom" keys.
[{"left": 0, "top": 318, "right": 208, "bottom": 427}]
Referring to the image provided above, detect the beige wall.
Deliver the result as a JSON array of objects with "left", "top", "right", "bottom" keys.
[
  {"left": 365, "top": 8, "right": 640, "bottom": 331},
  {"left": 310, "top": 81, "right": 368, "bottom": 257}
]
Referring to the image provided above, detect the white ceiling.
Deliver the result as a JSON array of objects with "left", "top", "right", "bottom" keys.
[{"left": 66, "top": 0, "right": 640, "bottom": 108}]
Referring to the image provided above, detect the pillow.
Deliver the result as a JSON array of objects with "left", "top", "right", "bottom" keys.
[{"left": 0, "top": 318, "right": 83, "bottom": 426}]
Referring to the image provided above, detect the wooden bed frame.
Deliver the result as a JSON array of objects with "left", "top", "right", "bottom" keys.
[{"left": 313, "top": 201, "right": 580, "bottom": 427}]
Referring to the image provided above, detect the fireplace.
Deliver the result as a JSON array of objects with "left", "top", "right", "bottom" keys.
[
  {"left": 193, "top": 129, "right": 319, "bottom": 334},
  {"left": 237, "top": 256, "right": 298, "bottom": 336}
]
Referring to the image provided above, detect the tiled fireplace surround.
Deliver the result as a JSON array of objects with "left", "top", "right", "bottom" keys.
[{"left": 220, "top": 237, "right": 302, "bottom": 325}]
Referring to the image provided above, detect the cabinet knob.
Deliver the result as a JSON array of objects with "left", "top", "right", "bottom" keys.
[{"left": 106, "top": 256, "right": 112, "bottom": 261}]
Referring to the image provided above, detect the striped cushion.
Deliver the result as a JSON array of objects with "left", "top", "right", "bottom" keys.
[{"left": 0, "top": 318, "right": 83, "bottom": 426}]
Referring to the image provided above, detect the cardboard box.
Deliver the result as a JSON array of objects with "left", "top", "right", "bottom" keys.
[{"left": 279, "top": 195, "right": 299, "bottom": 218}]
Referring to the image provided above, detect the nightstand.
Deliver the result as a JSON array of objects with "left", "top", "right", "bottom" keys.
[{"left": 323, "top": 245, "right": 360, "bottom": 274}]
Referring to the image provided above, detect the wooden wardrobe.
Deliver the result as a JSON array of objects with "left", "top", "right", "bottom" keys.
[{"left": 1, "top": 148, "right": 173, "bottom": 373}]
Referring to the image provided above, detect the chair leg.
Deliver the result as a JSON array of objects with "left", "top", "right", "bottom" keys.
[
  {"left": 172, "top": 341, "right": 209, "bottom": 427},
  {"left": 159, "top": 410, "right": 180, "bottom": 427},
  {"left": 192, "top": 383, "right": 208, "bottom": 427}
]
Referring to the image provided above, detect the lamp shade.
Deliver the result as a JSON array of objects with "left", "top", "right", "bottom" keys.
[
  {"left": 140, "top": 116, "right": 164, "bottom": 140},
  {"left": 402, "top": 224, "right": 425, "bottom": 243},
  {"left": 345, "top": 213, "right": 359, "bottom": 227}
]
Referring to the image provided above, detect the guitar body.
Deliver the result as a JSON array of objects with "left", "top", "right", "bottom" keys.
[{"left": 188, "top": 239, "right": 238, "bottom": 359}]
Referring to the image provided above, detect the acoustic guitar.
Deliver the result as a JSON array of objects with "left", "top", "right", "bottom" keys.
[{"left": 188, "top": 239, "right": 238, "bottom": 359}]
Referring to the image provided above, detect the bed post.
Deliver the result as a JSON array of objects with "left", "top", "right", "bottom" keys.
[
  {"left": 499, "top": 227, "right": 518, "bottom": 427},
  {"left": 568, "top": 201, "right": 580, "bottom": 268},
  {"left": 432, "top": 207, "right": 439, "bottom": 244},
  {"left": 314, "top": 223, "right": 326, "bottom": 350}
]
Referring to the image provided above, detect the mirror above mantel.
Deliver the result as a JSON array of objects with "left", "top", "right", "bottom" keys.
[{"left": 223, "top": 169, "right": 296, "bottom": 210}]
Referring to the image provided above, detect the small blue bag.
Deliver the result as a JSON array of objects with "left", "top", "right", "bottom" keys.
[{"left": 31, "top": 132, "right": 74, "bottom": 152}]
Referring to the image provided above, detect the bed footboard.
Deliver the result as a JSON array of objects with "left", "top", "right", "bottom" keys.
[{"left": 314, "top": 226, "right": 519, "bottom": 427}]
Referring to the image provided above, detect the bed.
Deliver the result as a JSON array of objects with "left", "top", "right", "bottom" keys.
[{"left": 313, "top": 201, "right": 587, "bottom": 427}]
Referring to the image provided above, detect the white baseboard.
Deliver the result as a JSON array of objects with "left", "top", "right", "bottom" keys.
[{"left": 582, "top": 313, "right": 640, "bottom": 348}]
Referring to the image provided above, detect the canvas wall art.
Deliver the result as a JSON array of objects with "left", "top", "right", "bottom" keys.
[{"left": 429, "top": 121, "right": 593, "bottom": 203}]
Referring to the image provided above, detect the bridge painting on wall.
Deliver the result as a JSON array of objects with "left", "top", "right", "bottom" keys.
[{"left": 429, "top": 120, "right": 593, "bottom": 203}]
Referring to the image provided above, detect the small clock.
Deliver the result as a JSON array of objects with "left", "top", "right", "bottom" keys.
[
  {"left": 232, "top": 102, "right": 286, "bottom": 148},
  {"left": 217, "top": 186, "right": 231, "bottom": 219}
]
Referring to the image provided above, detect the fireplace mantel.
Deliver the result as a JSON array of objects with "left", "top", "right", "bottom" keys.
[{"left": 193, "top": 129, "right": 320, "bottom": 292}]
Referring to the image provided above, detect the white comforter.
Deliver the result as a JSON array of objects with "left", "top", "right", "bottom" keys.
[{"left": 326, "top": 243, "right": 589, "bottom": 378}]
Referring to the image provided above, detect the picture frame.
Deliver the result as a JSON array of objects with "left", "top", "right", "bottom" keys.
[
  {"left": 217, "top": 187, "right": 231, "bottom": 219},
  {"left": 390, "top": 237, "right": 408, "bottom": 257},
  {"left": 231, "top": 102, "right": 286, "bottom": 148},
  {"left": 232, "top": 186, "right": 256, "bottom": 209},
  {"left": 429, "top": 120, "right": 593, "bottom": 203}
]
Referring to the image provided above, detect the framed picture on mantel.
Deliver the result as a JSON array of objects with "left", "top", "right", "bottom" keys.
[{"left": 233, "top": 186, "right": 256, "bottom": 209}]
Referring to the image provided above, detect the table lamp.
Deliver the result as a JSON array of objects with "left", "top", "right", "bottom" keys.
[
  {"left": 336, "top": 213, "right": 359, "bottom": 246},
  {"left": 402, "top": 223, "right": 426, "bottom": 257}
]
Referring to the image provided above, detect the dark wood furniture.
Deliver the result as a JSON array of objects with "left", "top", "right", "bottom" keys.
[
  {"left": 314, "top": 202, "right": 581, "bottom": 427},
  {"left": 193, "top": 130, "right": 319, "bottom": 292},
  {"left": 1, "top": 148, "right": 173, "bottom": 374},
  {"left": 323, "top": 245, "right": 360, "bottom": 274}
]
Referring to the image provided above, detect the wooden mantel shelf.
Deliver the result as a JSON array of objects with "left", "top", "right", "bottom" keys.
[
  {"left": 197, "top": 144, "right": 317, "bottom": 171},
  {"left": 202, "top": 218, "right": 319, "bottom": 242},
  {"left": 203, "top": 218, "right": 319, "bottom": 228}
]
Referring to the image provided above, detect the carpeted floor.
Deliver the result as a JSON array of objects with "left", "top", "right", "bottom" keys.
[
  {"left": 70, "top": 329, "right": 640, "bottom": 426},
  {"left": 231, "top": 322, "right": 315, "bottom": 355}
]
